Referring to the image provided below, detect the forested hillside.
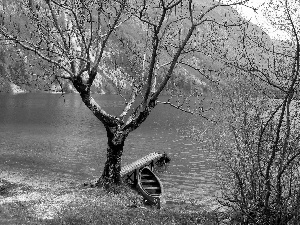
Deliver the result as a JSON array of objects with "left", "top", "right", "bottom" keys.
[{"left": 0, "top": 0, "right": 273, "bottom": 95}]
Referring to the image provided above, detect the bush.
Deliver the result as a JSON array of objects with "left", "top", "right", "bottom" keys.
[{"left": 216, "top": 87, "right": 300, "bottom": 224}]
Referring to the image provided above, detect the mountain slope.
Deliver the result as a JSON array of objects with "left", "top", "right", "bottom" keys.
[{"left": 0, "top": 0, "right": 275, "bottom": 95}]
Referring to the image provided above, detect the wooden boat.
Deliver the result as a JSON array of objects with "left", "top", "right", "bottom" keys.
[{"left": 137, "top": 166, "right": 163, "bottom": 208}]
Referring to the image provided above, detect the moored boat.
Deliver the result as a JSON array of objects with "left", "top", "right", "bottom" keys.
[{"left": 136, "top": 166, "right": 163, "bottom": 208}]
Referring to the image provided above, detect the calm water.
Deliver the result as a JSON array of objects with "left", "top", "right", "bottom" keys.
[{"left": 0, "top": 93, "right": 218, "bottom": 204}]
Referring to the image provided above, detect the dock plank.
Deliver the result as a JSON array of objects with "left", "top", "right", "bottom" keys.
[{"left": 121, "top": 152, "right": 163, "bottom": 177}]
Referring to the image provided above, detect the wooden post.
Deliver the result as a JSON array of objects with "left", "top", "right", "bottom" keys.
[
  {"left": 150, "top": 161, "right": 154, "bottom": 171},
  {"left": 134, "top": 169, "right": 138, "bottom": 186}
]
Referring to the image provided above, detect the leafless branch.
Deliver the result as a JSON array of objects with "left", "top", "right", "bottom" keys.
[
  {"left": 0, "top": 31, "right": 73, "bottom": 76},
  {"left": 119, "top": 87, "right": 138, "bottom": 120},
  {"left": 156, "top": 100, "right": 216, "bottom": 122}
]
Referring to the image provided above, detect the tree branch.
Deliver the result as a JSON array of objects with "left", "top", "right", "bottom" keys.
[
  {"left": 119, "top": 87, "right": 137, "bottom": 120},
  {"left": 0, "top": 31, "right": 73, "bottom": 76},
  {"left": 157, "top": 100, "right": 216, "bottom": 122}
]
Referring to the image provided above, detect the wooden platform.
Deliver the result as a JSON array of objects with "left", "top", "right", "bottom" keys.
[
  {"left": 121, "top": 152, "right": 163, "bottom": 177},
  {"left": 121, "top": 152, "right": 164, "bottom": 185}
]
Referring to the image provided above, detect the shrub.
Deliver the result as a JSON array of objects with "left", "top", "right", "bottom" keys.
[{"left": 216, "top": 87, "right": 300, "bottom": 224}]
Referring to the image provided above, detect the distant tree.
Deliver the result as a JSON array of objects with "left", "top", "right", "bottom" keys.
[{"left": 0, "top": 0, "right": 250, "bottom": 186}]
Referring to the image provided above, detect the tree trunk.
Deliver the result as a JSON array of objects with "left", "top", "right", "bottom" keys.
[{"left": 98, "top": 126, "right": 126, "bottom": 186}]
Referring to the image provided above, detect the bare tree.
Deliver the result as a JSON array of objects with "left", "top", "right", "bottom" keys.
[{"left": 0, "top": 0, "right": 250, "bottom": 186}]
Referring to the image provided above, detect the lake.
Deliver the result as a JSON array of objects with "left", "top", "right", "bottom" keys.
[{"left": 0, "top": 93, "right": 218, "bottom": 207}]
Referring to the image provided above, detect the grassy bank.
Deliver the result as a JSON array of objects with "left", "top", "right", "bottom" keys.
[{"left": 0, "top": 178, "right": 225, "bottom": 225}]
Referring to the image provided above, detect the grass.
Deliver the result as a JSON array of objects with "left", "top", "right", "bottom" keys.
[{"left": 0, "top": 178, "right": 224, "bottom": 225}]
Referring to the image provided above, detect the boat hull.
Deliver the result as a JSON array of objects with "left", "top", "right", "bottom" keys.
[{"left": 136, "top": 166, "right": 163, "bottom": 208}]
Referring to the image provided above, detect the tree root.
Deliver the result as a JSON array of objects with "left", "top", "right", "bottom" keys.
[
  {"left": 83, "top": 178, "right": 126, "bottom": 194},
  {"left": 83, "top": 178, "right": 101, "bottom": 188}
]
